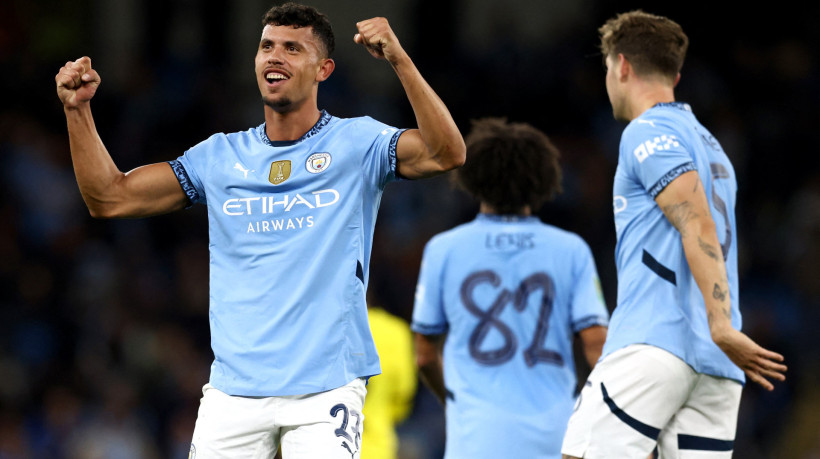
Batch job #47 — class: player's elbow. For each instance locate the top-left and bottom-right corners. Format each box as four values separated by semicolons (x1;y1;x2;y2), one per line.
415;351;435;371
439;140;466;171
84;196;130;219
681;215;717;240
414;333;442;370
579;325;607;368
87;205;121;219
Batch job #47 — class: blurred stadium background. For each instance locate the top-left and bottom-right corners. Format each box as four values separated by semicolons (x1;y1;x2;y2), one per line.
1;0;818;457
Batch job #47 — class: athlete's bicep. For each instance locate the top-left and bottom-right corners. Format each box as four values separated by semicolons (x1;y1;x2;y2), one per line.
394;129;453;180
654;170;713;236
110;162;189;218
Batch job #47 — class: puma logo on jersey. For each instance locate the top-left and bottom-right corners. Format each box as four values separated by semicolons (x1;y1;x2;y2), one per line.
234;162;254;178
633;135;680;163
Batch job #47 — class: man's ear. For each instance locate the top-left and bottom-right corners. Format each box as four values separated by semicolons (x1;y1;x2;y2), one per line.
617;53;631;82
316;58;335;82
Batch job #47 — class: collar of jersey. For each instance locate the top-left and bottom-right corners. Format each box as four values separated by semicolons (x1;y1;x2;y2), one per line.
257;110;333;147
652;101;692;112
476;213;539;223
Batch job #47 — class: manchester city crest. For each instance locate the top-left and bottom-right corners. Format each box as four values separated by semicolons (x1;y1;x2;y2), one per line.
306;152;332;173
269;160;291;185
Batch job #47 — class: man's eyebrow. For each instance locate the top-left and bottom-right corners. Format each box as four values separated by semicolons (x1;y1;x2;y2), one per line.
259;38;304;48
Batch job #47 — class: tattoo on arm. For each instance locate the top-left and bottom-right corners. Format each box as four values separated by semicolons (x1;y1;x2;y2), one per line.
712;283;727;301
698;236;721;261
707;308;732;327
662;201;698;236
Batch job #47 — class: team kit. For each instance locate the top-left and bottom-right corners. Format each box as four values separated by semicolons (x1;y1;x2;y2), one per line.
55;3;786;458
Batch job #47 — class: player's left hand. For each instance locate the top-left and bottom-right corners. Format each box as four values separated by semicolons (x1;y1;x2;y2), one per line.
713;327;787;391
354;17;407;65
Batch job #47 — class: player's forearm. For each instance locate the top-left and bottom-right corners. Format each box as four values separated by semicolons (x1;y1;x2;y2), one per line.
579;325;607;369
418;361;447;405
64;104;129;217
414;333;447;404
390;54;465;173
680;218;734;340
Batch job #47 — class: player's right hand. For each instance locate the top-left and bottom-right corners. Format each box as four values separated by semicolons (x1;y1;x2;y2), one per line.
56;56;100;108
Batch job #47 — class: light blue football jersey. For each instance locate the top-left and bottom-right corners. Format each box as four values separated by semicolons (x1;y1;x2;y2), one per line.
603;102;744;383
169;111;404;396
412;214;609;459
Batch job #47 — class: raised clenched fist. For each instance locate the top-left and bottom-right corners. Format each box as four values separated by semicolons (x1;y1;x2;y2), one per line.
56;56;101;108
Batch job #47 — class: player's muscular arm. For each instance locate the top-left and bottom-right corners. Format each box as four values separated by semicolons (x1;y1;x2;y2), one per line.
354;18;465;179
56;57;188;218
656;170;786;390
577;325;607;369
414;332;447;405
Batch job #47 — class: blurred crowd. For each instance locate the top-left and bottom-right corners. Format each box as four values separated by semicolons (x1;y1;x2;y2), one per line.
0;0;818;457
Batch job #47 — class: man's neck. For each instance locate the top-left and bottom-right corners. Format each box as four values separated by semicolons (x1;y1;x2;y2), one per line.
264;105;322;142
480;203;531;216
626;81;676;121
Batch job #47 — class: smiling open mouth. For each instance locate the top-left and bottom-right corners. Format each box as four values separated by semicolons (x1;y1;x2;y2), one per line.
265;72;289;83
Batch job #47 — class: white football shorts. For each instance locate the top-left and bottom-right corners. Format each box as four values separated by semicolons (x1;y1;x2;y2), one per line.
189;377;367;458
561;344;742;459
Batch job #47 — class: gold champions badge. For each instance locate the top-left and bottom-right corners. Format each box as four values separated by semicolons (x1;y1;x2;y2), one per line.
269;160;291;185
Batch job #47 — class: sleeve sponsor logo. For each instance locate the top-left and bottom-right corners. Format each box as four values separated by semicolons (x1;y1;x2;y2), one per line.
633;134;679;163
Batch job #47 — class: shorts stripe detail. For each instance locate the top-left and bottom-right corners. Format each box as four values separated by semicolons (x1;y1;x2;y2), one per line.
642;249;677;286
601;382;661;440
678;434;734;451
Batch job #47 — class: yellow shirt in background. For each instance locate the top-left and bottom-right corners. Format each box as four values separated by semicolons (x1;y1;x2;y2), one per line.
361;307;418;459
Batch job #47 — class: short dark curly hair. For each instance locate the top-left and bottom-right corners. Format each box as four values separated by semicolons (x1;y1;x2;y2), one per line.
455;117;562;215
262;2;335;57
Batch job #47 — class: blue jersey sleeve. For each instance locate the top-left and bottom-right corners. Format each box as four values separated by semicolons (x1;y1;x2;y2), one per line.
169;134;224;205
569;237;610;333
360;117;405;189
621;117;697;198
411;237;448;336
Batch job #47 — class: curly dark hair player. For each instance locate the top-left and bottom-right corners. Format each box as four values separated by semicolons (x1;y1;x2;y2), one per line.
412;117;609;458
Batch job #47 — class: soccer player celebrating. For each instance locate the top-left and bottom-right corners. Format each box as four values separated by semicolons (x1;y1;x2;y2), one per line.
561;11;787;459
55;3;464;458
412;117;609;458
